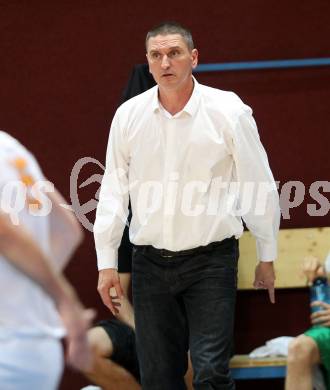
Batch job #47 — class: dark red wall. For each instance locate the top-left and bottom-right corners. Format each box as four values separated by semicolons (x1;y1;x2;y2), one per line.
0;1;329;389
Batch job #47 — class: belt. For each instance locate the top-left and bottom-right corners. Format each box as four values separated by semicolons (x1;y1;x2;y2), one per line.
134;237;235;258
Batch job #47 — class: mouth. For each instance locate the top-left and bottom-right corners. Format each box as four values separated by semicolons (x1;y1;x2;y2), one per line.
162;73;174;78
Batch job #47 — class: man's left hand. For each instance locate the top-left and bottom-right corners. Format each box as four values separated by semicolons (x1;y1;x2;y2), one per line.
253;261;276;304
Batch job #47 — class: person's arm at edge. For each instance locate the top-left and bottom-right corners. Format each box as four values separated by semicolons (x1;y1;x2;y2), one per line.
0;212;94;371
47;188;84;270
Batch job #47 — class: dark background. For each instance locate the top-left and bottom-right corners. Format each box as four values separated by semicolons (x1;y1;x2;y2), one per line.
0;1;329;389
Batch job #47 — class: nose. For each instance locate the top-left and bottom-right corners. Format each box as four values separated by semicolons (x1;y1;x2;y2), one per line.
161;55;170;69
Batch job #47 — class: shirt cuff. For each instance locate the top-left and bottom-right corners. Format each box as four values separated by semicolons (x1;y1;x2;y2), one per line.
96;247;118;270
256;239;277;262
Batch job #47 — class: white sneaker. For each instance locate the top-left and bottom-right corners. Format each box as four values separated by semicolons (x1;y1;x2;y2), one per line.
80;386;102;390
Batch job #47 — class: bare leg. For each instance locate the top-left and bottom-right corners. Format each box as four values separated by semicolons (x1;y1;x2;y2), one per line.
83;326;141;390
285;335;321;390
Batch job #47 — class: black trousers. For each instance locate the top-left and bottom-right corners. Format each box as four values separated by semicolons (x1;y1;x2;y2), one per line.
132;237;239;390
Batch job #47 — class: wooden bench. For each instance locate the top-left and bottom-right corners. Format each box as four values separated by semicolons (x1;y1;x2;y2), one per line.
230;355;287;380
231;227;330;380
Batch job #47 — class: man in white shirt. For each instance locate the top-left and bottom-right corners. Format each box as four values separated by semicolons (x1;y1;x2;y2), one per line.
0;131;93;389
95;21;280;390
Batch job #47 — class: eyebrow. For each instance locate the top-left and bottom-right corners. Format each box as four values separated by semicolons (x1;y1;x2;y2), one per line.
149;46;182;53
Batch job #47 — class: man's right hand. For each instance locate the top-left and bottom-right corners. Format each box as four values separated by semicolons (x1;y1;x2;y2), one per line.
97;268;124;315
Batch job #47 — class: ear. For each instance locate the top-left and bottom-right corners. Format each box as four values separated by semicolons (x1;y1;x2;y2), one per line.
191;48;199;69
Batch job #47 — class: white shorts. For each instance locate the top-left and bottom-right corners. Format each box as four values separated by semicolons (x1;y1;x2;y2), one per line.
0;335;64;390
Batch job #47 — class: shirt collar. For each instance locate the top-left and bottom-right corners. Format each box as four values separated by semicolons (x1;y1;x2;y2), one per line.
152;76;200;117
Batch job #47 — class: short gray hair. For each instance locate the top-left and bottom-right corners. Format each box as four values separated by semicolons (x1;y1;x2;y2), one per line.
146;21;195;51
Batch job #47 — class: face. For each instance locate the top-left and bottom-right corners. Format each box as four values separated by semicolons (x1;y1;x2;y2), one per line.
146;33;198;92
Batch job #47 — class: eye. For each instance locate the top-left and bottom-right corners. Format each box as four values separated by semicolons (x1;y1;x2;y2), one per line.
169;50;180;58
150;52;160;60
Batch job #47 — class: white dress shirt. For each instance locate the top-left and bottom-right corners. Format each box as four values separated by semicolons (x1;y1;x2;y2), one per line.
94;78;280;270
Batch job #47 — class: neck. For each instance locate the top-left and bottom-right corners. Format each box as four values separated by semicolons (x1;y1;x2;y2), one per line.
158;77;194;115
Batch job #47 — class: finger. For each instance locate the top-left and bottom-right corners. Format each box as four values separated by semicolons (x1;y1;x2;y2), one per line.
268;285;275;304
106;293;120;314
317;266;326;277
312;316;330;324
311;309;330;318
99;289;116;315
311;315;330;326
319;314;330;322
110;294;123;301
253;279;263;287
311;301;330;309
311;311;327;320
114;281;124;299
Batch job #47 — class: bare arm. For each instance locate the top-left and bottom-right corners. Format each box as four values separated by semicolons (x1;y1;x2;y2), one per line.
0;212;93;371
0;212;70;297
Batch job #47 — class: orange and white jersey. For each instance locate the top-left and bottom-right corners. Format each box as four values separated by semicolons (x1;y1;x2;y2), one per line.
0;131;65;339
